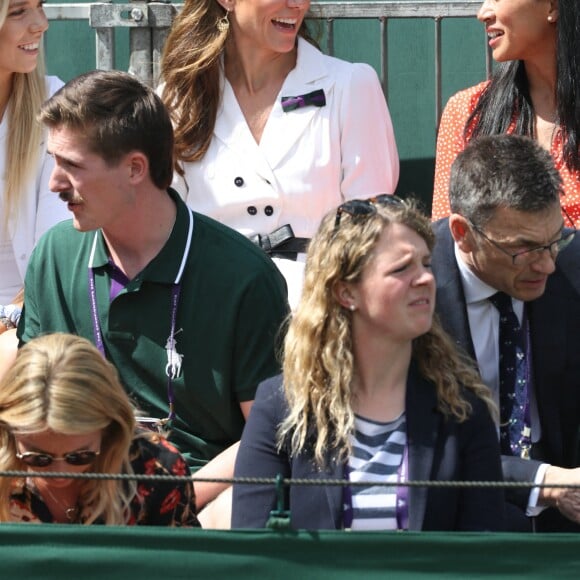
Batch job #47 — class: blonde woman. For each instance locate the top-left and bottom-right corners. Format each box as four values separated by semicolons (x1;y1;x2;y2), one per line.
0;333;199;526
0;0;67;305
233;197;505;531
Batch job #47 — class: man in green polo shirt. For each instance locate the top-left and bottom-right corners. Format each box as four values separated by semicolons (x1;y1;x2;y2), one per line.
18;70;289;518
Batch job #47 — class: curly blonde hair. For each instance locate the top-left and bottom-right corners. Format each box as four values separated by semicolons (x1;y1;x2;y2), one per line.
0;333;137;524
0;0;47;235
160;0;318;170
279;198;496;467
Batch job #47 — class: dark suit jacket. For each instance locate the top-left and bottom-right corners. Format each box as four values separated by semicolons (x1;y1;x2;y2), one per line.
232;365;504;531
432;219;580;531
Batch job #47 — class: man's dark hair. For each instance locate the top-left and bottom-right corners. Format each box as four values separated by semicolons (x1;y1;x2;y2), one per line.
449;134;563;226
39;70;174;190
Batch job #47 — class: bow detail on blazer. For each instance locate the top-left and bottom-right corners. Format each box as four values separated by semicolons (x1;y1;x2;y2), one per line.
281;89;326;112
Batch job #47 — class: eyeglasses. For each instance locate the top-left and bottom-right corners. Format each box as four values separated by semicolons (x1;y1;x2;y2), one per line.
16;450;100;468
334;195;405;230
469;221;577;266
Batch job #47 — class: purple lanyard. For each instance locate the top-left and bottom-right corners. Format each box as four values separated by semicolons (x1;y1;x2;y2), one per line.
342;445;409;531
86;209;194;423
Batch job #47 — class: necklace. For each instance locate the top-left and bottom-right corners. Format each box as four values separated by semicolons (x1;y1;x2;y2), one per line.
37;481;80;523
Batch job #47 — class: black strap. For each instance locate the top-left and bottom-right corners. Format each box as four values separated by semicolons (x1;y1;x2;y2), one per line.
250;224;310;258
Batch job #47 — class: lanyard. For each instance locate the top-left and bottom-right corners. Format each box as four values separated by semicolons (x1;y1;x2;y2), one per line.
342;445;409;531
87;207;194;424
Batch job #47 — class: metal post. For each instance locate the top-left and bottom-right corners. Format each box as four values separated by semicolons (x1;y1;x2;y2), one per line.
128;1;152;85
150;1;177;86
434;16;442;125
379;16;388;99
91;1;115;71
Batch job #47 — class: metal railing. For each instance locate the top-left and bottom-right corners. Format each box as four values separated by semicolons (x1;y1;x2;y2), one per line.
44;1;487;120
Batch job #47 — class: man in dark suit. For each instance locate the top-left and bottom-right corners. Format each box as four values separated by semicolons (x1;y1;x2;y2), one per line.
432;134;580;532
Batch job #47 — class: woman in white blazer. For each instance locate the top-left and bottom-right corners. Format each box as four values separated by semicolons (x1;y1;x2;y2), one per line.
0;0;67;307
160;0;399;307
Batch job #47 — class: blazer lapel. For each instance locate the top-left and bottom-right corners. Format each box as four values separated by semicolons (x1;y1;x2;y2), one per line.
528;277;567;462
260;39;336;171
295;431;343;529
432;220;476;359
321;457;343;527
213;79;278;185
405;363;440;531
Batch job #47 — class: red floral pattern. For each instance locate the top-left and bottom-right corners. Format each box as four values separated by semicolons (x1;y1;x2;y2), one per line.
433;81;580;225
9;434;200;527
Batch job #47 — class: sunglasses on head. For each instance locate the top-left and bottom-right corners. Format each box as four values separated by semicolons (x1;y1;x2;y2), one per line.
16;450;100;468
334;195;405;230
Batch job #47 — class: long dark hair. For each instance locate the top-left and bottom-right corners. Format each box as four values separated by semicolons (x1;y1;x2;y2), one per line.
467;0;579;172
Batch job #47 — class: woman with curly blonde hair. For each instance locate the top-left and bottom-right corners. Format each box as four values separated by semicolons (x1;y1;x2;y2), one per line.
0;333;199;526
233;196;504;531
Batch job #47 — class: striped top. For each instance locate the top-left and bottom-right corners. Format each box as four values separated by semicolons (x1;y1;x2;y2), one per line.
347;413;407;530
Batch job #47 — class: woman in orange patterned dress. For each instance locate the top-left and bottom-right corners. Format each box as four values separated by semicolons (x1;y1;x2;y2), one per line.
432;0;580;225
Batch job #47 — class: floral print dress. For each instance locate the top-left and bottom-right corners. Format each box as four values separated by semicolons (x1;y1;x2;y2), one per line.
9;434;199;526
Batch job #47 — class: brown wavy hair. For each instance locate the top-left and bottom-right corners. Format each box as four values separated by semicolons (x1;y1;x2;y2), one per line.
160;0;318;170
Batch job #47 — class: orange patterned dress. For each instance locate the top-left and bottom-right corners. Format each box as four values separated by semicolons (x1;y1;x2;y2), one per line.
432;81;580;226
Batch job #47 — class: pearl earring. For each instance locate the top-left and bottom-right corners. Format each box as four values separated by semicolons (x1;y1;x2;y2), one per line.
349;304;356;312
548;15;553;22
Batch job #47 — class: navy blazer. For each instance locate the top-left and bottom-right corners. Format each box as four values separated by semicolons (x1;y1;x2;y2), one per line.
232;365;504;531
431;219;580;531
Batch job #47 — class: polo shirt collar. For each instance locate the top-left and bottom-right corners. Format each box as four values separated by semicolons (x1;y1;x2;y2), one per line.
88;188;194;285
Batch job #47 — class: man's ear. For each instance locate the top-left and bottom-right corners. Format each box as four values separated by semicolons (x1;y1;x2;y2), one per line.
449;213;477;253
126;151;148;184
333;280;357;311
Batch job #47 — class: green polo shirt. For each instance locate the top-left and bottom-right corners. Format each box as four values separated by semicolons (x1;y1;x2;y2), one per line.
19;189;289;471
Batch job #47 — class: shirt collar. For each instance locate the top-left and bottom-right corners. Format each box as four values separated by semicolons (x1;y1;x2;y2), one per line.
453;243;525;318
88;188;194;285
454;243;498;304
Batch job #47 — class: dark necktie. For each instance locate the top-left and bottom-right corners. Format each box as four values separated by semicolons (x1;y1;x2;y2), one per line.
489;292;528;456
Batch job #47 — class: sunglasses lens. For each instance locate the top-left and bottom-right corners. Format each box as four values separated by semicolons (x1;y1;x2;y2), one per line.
371;194;404;207
20;454;53;468
65;451;98;466
17;450;99;467
342;200;375;216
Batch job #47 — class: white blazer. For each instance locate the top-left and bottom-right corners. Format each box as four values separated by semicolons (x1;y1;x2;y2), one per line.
174;38;399;239
1;76;68;302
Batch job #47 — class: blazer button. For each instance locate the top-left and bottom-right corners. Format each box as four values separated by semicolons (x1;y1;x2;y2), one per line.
247;206;257;215
264;205;274;216
234;176;244;187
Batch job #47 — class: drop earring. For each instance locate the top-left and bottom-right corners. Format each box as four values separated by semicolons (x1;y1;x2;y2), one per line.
217;10;230;33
